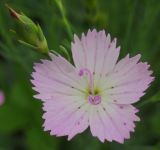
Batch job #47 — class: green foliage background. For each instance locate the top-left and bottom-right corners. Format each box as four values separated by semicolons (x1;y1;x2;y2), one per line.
0;0;160;149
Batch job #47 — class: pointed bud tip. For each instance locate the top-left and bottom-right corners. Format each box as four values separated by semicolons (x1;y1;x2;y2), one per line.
5;4;19;19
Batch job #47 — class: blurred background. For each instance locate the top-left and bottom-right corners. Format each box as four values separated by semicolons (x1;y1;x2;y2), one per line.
0;0;160;149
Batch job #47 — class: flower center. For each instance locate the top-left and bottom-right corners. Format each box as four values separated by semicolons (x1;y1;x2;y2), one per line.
79;68;102;105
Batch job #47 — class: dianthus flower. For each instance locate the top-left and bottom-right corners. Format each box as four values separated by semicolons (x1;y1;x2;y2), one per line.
31;29;154;143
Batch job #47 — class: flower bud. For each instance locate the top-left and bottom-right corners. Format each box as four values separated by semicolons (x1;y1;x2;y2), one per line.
0;91;5;106
59;45;71;61
6;4;49;54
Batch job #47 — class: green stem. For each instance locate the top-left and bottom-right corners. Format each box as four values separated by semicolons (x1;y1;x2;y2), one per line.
137;99;153;108
137;92;160;108
123;0;138;53
54;0;73;40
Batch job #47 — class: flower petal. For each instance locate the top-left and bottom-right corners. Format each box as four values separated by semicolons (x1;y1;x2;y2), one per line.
71;29;120;75
31;53;86;101
89;106;106;142
97;105;124;143
43;95;89;139
100;55;154;104
97;102;139;143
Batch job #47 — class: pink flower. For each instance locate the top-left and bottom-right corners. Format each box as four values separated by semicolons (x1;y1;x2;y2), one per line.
31;29;154;143
0;91;5;106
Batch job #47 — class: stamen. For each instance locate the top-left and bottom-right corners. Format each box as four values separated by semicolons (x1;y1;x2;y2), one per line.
88;95;101;105
79;68;94;94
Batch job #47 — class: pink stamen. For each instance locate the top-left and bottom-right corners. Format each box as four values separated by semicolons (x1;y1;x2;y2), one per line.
88;95;101;105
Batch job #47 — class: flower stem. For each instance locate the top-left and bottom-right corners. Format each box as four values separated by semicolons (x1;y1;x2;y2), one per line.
54;0;73;40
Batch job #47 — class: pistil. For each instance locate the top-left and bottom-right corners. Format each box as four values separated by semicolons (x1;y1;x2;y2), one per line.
79;68;94;94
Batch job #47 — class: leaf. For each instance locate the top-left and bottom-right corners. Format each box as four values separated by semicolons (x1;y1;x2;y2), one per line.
150;92;160;102
0;82;31;133
25;127;59;150
0;104;29;133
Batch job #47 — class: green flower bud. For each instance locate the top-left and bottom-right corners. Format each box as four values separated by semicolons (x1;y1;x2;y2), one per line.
59;45;71;62
6;4;49;54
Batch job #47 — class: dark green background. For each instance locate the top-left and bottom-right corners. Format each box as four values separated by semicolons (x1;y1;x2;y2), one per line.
0;0;160;149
